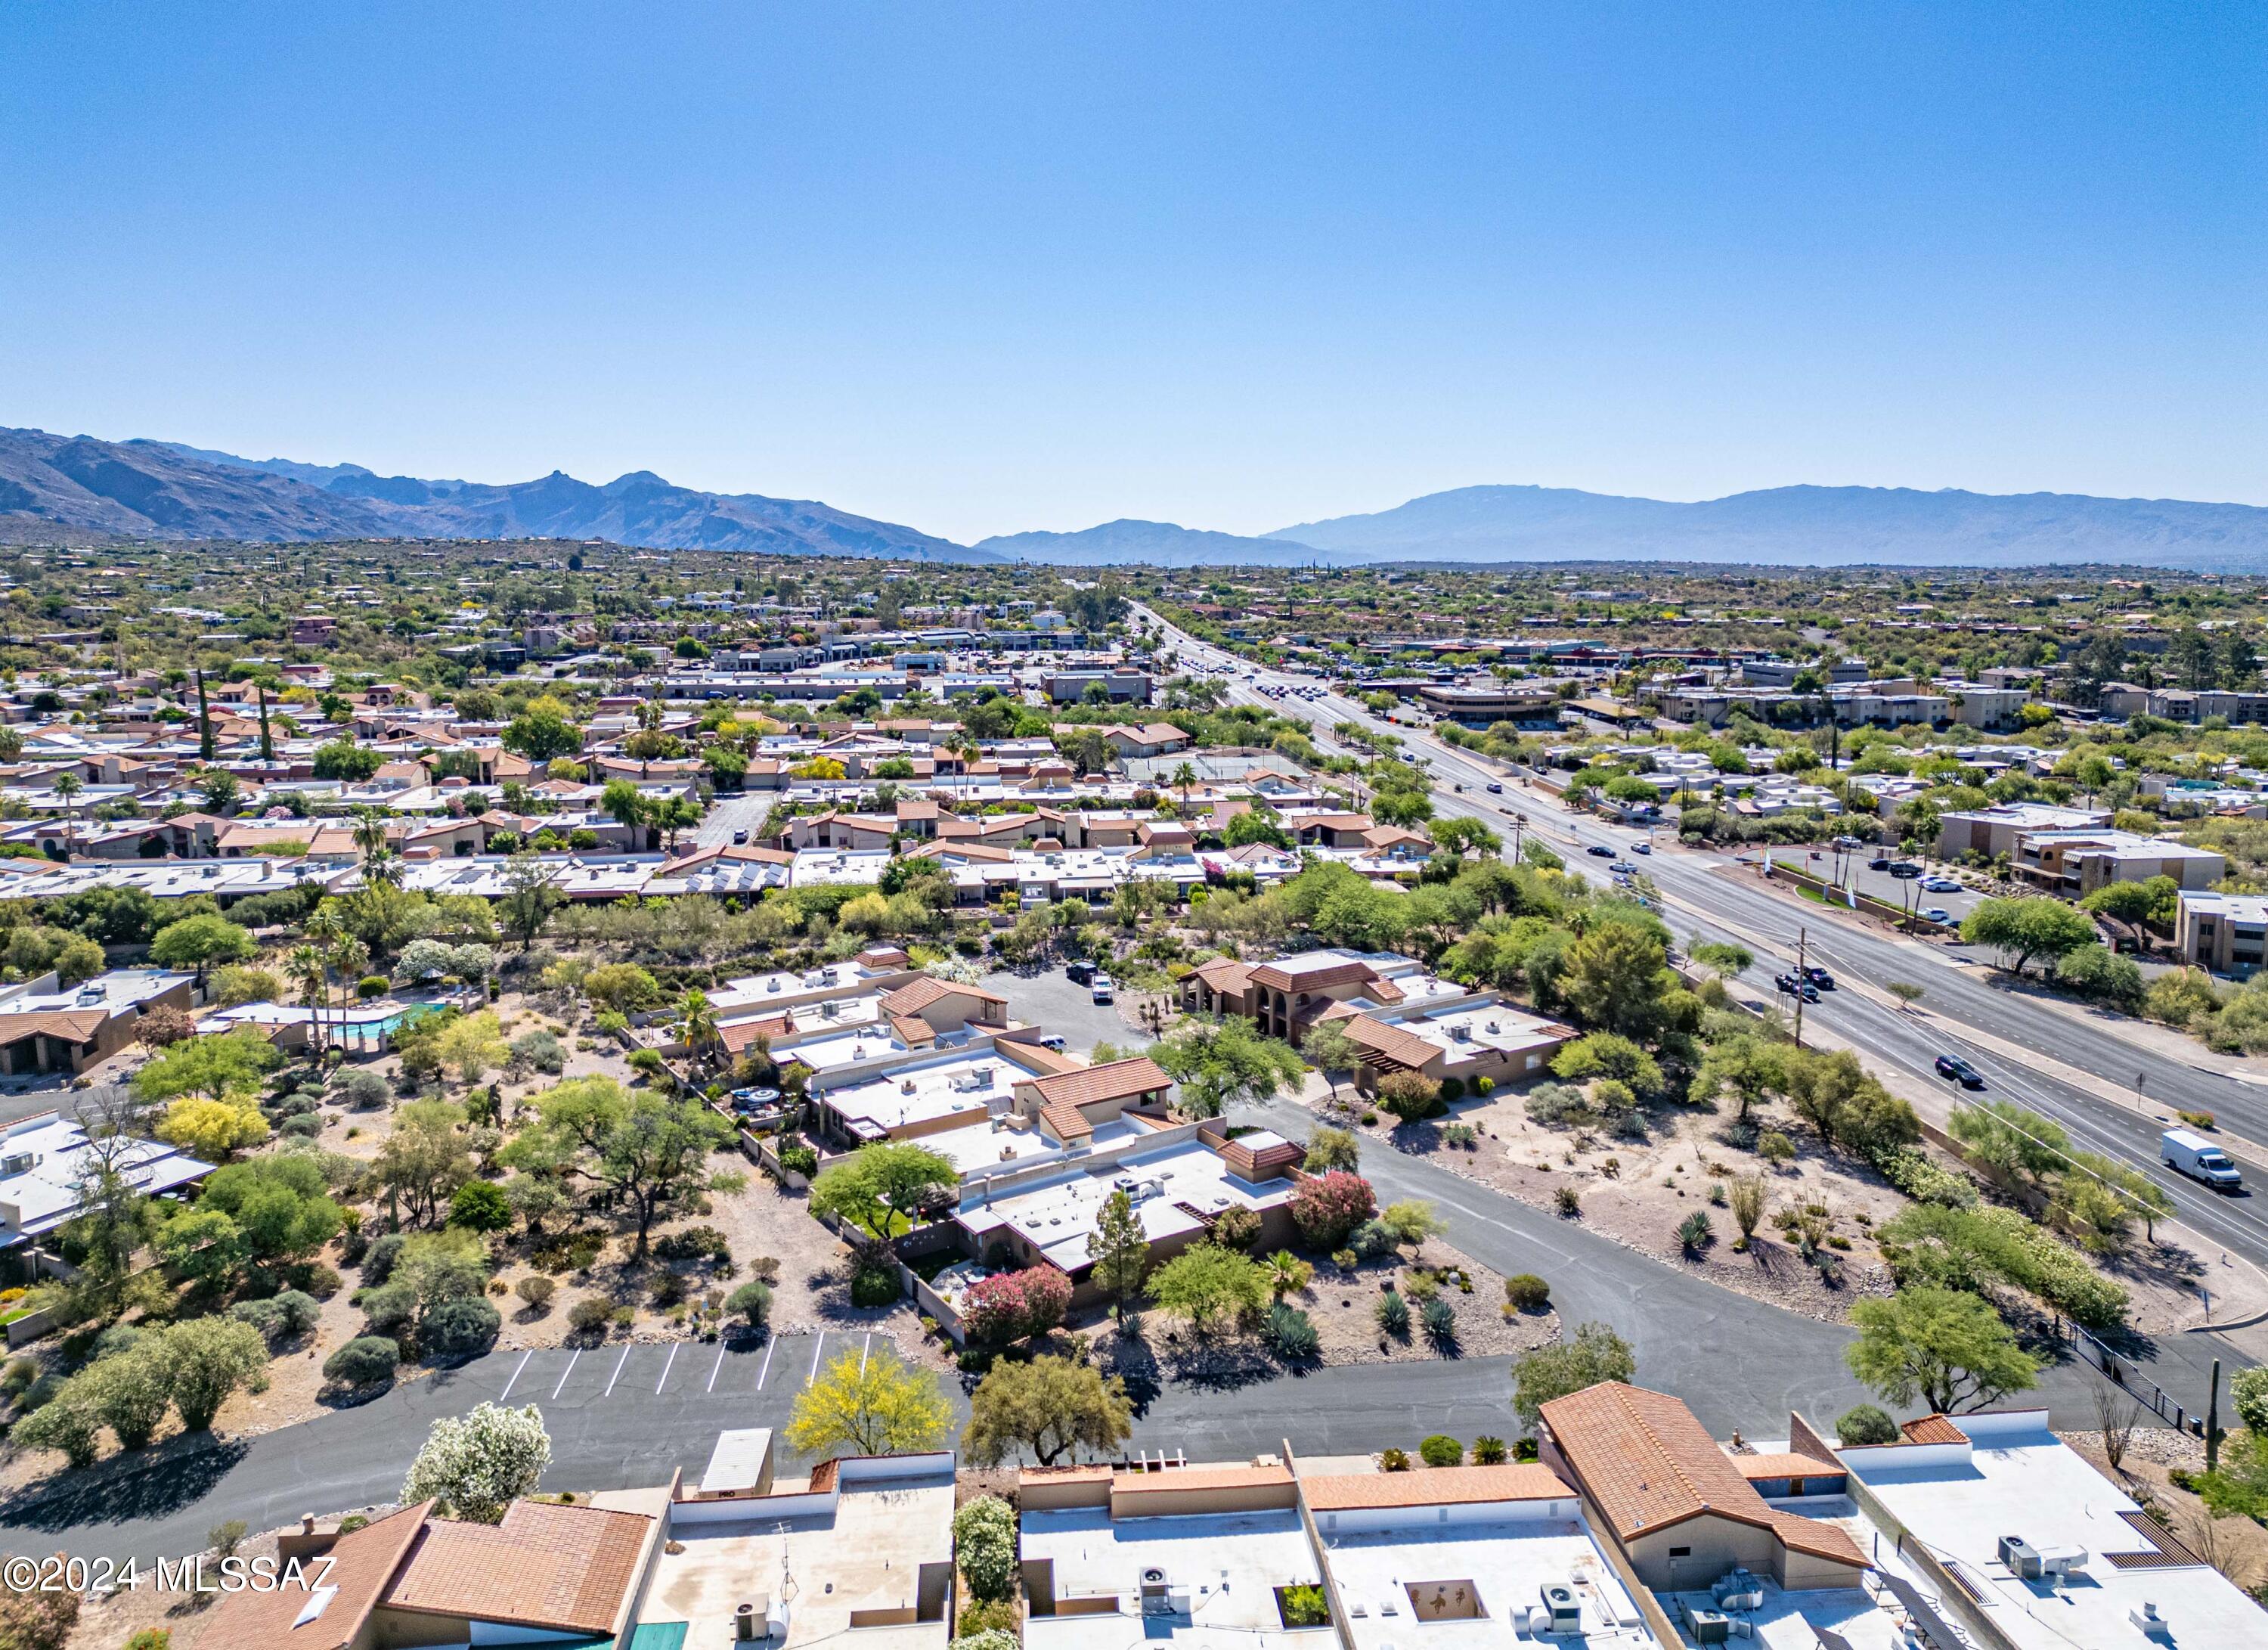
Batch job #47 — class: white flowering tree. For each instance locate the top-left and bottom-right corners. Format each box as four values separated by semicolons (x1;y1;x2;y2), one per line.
399;1400;552;1523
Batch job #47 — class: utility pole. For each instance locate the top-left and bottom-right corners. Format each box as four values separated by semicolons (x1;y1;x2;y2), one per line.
1793;926;1808;1050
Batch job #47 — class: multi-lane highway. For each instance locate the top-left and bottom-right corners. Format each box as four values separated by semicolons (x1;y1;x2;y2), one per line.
1137;606;2268;1307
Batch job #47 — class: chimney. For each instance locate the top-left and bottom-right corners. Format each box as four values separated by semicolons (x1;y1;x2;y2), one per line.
302;1515;317;1535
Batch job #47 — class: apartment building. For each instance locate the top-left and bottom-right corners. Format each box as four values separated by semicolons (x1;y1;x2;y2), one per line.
2175;890;2268;974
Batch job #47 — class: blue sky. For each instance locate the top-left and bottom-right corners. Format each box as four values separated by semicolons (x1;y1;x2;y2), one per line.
2;3;2260;542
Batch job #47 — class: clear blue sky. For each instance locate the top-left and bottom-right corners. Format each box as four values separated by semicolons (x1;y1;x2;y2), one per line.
2;3;2260;543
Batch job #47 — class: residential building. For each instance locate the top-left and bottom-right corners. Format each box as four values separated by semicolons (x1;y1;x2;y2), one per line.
0;1111;213;1281
0;966;195;1076
1334;1000;1575;1095
2176;890;2268;974
1833;1407;2267;1650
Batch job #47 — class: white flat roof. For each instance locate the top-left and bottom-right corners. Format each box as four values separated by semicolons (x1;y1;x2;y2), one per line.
1845;1412;2265;1650
821;1049;1022;1127
698;1428;773;1494
1322;1520;1653;1650
1021;1506;1321;1650
965;1137;1294;1271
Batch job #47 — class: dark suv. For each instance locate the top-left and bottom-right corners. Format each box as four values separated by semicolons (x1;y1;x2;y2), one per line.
1935;1054;1986;1089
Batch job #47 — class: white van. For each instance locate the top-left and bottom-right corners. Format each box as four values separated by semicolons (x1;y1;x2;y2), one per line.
2161;1128;2243;1192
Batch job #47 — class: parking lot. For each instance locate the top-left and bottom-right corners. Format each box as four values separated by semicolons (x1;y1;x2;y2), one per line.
981;965;1156;1056
485;1328;899;1419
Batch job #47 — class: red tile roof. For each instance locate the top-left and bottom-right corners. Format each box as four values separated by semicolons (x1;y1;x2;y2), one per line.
200;1501;431;1650
879;976;1006;1016
1303;1463;1571;1509
1025;1056;1173;1111
1900;1414;1970;1445
384;1500;652;1636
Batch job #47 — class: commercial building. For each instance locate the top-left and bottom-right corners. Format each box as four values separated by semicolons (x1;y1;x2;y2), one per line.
2009;828;2225;895
2175;890;2268;975
1935;802;2115;863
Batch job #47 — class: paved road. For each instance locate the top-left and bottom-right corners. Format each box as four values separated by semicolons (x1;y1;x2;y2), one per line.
692;790;773;848
1145;606;2268;1286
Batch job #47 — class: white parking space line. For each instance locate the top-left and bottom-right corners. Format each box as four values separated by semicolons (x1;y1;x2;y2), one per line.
550;1349;580;1400
757;1336;777;1388
807;1331;824;1385
655;1341;678;1394
604;1343;632;1396
860;1332;870;1375
707;1341;726;1392
499;1350;531;1400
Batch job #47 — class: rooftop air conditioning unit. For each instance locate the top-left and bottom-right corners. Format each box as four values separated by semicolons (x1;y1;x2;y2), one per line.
0;1153;34;1177
901;1080;918;1095
1538;1584;1581;1633
1450;1024;1471;1041
1997;1537;2042;1579
1681;1604;1730;1645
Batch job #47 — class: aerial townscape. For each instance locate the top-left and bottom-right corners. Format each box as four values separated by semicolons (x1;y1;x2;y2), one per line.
4;6;2266;1650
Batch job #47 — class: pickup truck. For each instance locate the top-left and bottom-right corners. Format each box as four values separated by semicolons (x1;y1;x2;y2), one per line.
2161;1128;2243;1192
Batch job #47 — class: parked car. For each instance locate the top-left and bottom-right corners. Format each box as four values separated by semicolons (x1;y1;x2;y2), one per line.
1922;907;1951;924
732;829;750;845
1486;782;1504;794
1935;1055;1986;1088
1065;960;1097;985
1920;876;1962;893
1090;975;1116;1004
2161;1128;2243;1191
1038;1034;1068;1053
1587;844;1616;858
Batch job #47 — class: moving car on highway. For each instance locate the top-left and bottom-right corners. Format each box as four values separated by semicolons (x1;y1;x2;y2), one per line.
1935;1054;1986;1088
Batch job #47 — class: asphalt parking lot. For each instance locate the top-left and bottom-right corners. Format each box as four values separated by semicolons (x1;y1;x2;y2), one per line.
692;792;772;847
981;966;1155;1056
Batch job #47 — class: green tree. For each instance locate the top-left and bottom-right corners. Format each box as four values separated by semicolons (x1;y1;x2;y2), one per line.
148;913;256;984
1845;1288;2039;1413
501;1078;735;1255
1151;1016;1304;1118
1510;1322;1637;1430
1147;1244;1269;1335
1086;1188;1149;1320
1551;1032;1665;1098
1300;1020;1361;1098
1303;1125;1360;1173
160;1317;269;1431
1690;1035;1789;1123
807;1140;959;1245
503;696;584;763
133;1028;278;1106
1558;921;1694;1045
961;1354;1133;1466
1959;897;2099;977
497;855;562;950
786;1351;952;1455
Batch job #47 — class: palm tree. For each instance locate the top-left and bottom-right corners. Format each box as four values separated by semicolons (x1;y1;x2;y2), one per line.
287;944;330;1059
677;989;722;1069
52;771;81;860
1171;761;1198;815
350;807;399;887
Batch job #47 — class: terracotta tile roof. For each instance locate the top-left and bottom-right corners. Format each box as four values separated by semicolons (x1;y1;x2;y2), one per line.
880;976;1006;1016
1249;958;1377;993
386;1500;652;1636
1026;1055;1173;1110
1900;1414;1969;1445
1766;1509;1868;1568
1191;957;1254;994
0;1008;110;1047
1539;1382;1776;1540
1731;1453;1845;1480
888;1014;937;1047
200;1500;431;1650
1303;1463;1572;1510
1000;1039;1084;1077
719;1013;794;1055
1342;1014;1439;1072
1040;1098;1095;1141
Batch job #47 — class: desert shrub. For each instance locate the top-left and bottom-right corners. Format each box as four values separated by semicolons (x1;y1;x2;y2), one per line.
1375;1290;1411;1337
1379;1447;1410;1471
515;1276;556;1312
959;1600;1019;1637
231;1289;320;1343
1420;1297;1457;1344
1835;1403;1900;1446
647;1271;688;1308
1757;1130;1797;1166
279;1113;324;1140
1264;1301;1320;1360
744;1255;782;1286
727;1282;773;1329
1554;1185;1582;1217
448;1180;513;1233
1209;1205;1263;1251
1438;1076;1466;1103
333;1068;389;1111
420;1296;500;1360
1290;1171;1377;1250
777;1143;819;1176
1472;1434;1508;1464
961;1267;1071;1345
360;1232;407;1286
568;1295;616;1335
1524;1082;1588;1126
360;1279;418;1336
323;1336;400;1387
1349;1218;1397;1261
1504;1273;1551;1311
652;1224;732;1263
510;1029;567;1075
1418;1434;1463;1466
850;1266;901;1308
954;1495;1018;1602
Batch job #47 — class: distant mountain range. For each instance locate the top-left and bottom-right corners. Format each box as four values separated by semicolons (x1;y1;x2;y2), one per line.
6;424;2268;571
0;428;987;561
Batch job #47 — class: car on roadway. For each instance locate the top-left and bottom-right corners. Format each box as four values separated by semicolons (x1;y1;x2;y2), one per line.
1934;1054;1986;1089
1774;972;1820;1002
1802;966;1836;990
1486;782;1504;794
732;828;749;845
1064;959;1097;985
1867;855;1892;871
1631;841;1650;854
1038;1034;1068;1053
1920;876;1962;893
1921;907;1951;925
1587;844;1617;858
1090;975;1116;1004
1612;861;1637;875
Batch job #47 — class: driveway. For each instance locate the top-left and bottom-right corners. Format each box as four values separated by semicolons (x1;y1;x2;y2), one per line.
691;790;773;848
981;966;1154;1057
